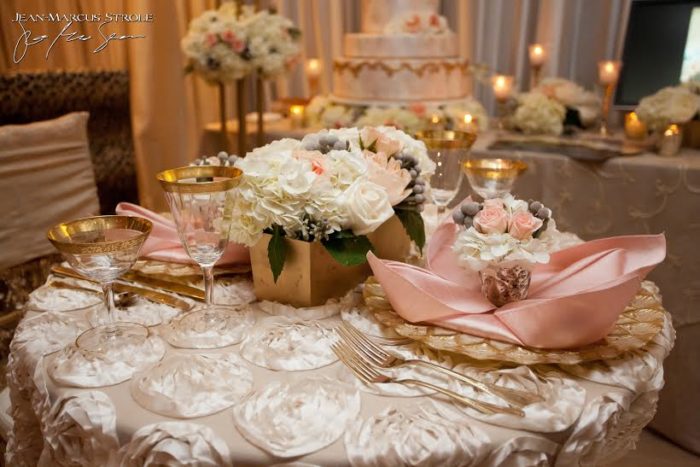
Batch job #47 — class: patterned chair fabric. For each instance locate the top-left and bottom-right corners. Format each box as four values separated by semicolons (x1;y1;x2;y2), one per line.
0;70;139;215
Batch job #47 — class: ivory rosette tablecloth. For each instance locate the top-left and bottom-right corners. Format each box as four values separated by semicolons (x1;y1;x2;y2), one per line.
6;256;674;466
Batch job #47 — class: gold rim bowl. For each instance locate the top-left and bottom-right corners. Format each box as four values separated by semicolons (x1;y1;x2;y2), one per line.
47;215;153;255
462;158;528;180
415;130;478;150
157;166;242;193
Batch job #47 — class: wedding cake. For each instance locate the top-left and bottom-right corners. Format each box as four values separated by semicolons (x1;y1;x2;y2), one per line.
331;0;469;105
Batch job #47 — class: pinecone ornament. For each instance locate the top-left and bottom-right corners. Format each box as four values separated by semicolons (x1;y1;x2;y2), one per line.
479;265;531;307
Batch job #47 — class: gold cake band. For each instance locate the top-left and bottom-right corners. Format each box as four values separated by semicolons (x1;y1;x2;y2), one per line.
157;166;242;193
47;216;153;255
334;59;469;79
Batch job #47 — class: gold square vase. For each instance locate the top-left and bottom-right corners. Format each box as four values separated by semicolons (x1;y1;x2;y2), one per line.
250;215;410;307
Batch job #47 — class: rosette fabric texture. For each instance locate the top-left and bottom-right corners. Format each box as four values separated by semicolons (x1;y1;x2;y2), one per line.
118;421;232;467
131;353;253;418
116;202;249;265
368;220;666;348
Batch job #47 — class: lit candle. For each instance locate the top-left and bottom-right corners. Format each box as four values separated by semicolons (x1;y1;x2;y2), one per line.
289;105;305;128
624;112;647;140
305;58;321;79
461;113;478;133
598;60;621;85
528;44;546;66
491;75;514;101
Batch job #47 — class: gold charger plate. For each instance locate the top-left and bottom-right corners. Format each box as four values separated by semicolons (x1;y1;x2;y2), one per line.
363;277;667;365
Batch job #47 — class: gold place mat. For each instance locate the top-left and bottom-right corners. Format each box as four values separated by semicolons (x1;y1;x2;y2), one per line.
363;277;666;365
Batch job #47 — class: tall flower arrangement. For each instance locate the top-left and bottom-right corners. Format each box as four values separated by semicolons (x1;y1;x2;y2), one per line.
181;4;301;83
229;127;434;281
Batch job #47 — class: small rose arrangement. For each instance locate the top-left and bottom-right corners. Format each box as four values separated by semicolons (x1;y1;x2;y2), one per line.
385;12;449;34
510;93;567;136
305;96;489;134
635;85;700;131
181;4;301;83
230;127;435;281
451;195;555;273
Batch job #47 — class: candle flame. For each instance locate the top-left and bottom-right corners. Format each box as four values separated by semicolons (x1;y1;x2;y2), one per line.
533;45;543;55
604;62;614;73
431;114;440;124
290;105;304;116
306;59;320;72
665;124;680;136
463;113;473;124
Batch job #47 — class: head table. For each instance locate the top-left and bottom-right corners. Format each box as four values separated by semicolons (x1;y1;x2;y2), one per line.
6;254;673;466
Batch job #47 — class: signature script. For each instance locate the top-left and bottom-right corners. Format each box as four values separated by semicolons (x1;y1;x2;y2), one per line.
13;20;145;63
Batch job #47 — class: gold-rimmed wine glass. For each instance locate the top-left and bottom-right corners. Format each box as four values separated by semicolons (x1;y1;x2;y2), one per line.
157;166;245;348
416;130;477;221
462;158;528;199
47;215;153;355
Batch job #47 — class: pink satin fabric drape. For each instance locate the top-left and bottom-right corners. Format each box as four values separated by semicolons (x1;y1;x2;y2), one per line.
368;221;665;349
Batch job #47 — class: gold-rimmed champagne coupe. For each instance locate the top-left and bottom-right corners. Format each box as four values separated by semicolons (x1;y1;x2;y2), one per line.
47;216;153;355
416;130;477;220
462;158;528;199
157;166;243;343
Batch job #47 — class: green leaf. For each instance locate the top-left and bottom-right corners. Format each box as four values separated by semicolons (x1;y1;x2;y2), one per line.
395;208;426;252
322;231;373;266
267;226;287;283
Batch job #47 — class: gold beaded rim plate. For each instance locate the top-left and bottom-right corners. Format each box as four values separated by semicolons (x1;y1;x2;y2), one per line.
47;216;152;255
157;166;242;193
363;276;667;365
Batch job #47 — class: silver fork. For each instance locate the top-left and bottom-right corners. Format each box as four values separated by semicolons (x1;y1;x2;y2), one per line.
332;341;524;417
338;322;543;407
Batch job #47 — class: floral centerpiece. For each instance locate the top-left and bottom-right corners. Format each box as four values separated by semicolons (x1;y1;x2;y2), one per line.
305;96;489;134
635;85;700;132
181;4;301;83
511;78;600;135
229;126;434;306
451;196;556;306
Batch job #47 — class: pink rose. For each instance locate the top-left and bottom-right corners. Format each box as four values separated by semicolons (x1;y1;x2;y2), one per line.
473;206;509;234
375;134;402;156
508;211;543;240
362;150;411;205
360;127;381;149
292;150;325;174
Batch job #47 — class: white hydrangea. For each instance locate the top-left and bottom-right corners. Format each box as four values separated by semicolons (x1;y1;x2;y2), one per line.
635;86;700;131
511;93;567;136
356;107;424;134
533;77;600;127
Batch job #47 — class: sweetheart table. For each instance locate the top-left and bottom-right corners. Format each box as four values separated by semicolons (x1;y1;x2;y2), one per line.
6;255;674;466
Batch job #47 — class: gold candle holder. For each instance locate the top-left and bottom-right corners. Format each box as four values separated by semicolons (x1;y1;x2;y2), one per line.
491;75;514;131
305;58;322;97
598;60;622;137
462;158;528;200
289;104;306;129
528;44;546;89
624;112;647;140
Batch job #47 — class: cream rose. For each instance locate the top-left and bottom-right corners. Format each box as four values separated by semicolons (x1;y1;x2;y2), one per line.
473;206;509;234
343;180;394;236
508;211;543;240
363;150;411;205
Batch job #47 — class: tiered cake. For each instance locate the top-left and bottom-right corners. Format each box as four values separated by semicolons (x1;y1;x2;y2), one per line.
332;0;469;105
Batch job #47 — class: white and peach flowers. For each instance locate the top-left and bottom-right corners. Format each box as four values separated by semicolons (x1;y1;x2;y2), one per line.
511;92;567;136
452;195;555;272
230;126;430;247
182;4;301;84
635;85;700;131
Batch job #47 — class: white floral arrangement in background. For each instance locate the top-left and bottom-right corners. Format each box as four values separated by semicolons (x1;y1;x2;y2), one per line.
510;77;601;135
635;85;700;131
305;96;489;134
181;4;301;83
451;196;556;272
511;93;566;136
230;127;435;281
385;12;449;34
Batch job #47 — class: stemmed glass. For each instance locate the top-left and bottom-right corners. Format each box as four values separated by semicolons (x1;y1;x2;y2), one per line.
462;158;528;199
416;130;477;220
157;166;244;347
47;215;153;356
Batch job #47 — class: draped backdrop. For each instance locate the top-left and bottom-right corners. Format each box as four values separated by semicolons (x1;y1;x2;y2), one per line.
0;0;629;209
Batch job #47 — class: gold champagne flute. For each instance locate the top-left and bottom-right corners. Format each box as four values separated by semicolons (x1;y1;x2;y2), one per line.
157;166;246;348
462;158;527;199
47;216;152;355
416;130;477;220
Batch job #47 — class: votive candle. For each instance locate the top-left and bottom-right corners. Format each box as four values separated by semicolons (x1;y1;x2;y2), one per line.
598;60;621;85
528;44;546;66
491;75;514;101
624;112;647;140
289;104;305;128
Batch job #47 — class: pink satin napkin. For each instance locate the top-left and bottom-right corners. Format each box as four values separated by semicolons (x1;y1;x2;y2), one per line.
115;202;250;265
367;221;666;349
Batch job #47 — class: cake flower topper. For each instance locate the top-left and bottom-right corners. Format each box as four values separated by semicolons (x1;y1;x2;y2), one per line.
451;195;554;306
